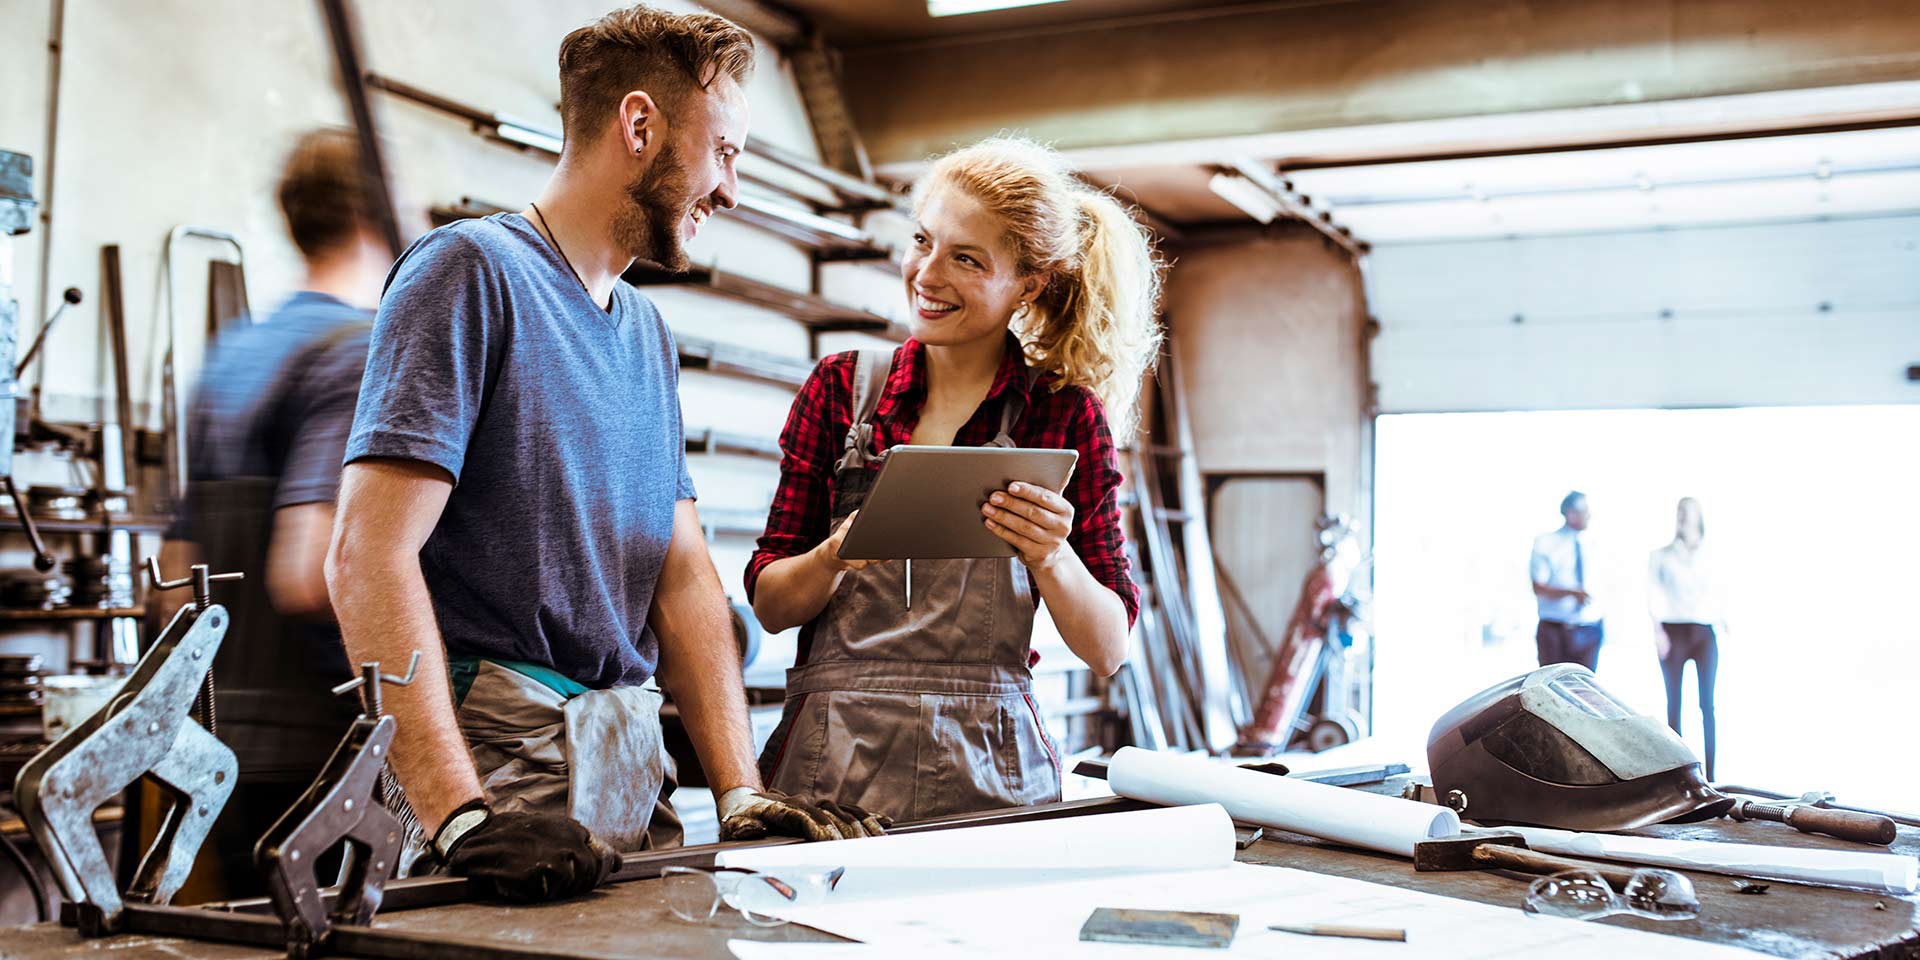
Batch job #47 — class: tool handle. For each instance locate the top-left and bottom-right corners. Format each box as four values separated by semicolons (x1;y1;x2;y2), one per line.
1474;845;1642;889
1782;805;1898;845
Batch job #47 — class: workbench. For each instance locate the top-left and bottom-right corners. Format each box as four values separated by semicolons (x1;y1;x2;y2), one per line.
2;781;1915;960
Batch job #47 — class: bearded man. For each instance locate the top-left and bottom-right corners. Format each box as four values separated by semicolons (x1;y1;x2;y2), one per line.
327;5;884;905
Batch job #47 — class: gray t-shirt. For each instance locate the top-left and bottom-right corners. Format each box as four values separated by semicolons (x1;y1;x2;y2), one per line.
345;213;696;690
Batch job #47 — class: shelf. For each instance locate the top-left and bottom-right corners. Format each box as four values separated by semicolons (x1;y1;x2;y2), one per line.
733;195;896;263
700;506;769;539
628;263;907;340
428;201;903;333
370;74;899;261
748;138;900;211
685;428;783;462
0;606;143;621
0;514;171;535
675;335;816;389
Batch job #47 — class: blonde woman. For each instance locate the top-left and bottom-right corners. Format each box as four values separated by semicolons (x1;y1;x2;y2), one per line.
1648;497;1723;779
743;137;1162;824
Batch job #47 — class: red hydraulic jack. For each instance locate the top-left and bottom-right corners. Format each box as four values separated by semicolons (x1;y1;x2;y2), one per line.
1232;515;1365;756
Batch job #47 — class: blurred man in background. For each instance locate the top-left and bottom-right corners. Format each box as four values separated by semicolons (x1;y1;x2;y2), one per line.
1530;490;1603;670
154;127;385;896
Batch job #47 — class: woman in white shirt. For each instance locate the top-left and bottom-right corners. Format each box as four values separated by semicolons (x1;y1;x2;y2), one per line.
1647;497;1722;779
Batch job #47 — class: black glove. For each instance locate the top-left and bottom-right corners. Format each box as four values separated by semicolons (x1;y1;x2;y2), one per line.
717;787;892;842
438;805;618;903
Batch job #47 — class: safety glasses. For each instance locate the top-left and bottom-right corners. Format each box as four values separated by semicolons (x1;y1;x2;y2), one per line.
662;865;847;927
1523;868;1700;922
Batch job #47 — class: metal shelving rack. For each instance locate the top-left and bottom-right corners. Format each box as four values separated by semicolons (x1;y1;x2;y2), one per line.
684;428;782;463
671;334;816;390
624;263;907;342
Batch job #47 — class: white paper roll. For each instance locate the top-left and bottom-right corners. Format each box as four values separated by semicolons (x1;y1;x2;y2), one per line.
1510;826;1920;895
1108;747;1461;857
718;802;1237;874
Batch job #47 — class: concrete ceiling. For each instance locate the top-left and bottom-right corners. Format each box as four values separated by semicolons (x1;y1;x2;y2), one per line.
775;0;1334;48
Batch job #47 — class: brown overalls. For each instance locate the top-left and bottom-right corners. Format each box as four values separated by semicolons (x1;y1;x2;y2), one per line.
757;349;1064;822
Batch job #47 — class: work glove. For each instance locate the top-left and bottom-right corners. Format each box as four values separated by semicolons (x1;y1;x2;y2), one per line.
435;803;618;903
716;787;892;842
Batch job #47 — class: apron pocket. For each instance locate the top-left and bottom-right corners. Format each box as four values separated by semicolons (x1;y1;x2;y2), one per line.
783;689;923;822
456;662;570;819
918;694;1054;820
563;686;666;854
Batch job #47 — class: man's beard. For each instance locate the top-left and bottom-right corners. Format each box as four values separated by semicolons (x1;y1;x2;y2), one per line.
613;142;695;272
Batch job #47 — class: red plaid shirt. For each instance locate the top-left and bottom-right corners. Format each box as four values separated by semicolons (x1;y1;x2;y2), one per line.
746;337;1139;628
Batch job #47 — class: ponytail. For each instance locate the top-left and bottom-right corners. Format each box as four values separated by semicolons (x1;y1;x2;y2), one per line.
918;137;1165;439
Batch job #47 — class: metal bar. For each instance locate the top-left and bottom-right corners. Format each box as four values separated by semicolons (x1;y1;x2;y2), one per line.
748;137;897;208
117;903;588;960
1073;758;1410;788
685;427;783;462
29;0;67;399
1223;159;1366;258
100;246;136;493
628;261;904;335
318;0;404;257
371;72;898;222
674;334;816;389
208;795;1151;917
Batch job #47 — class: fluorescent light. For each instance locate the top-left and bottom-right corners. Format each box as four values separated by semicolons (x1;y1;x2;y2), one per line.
1208;171;1281;223
494;120;563;156
928;0;1069;17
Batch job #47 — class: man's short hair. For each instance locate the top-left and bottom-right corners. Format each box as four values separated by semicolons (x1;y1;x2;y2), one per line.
1560;491;1587;514
277;128;372;259
558;5;756;146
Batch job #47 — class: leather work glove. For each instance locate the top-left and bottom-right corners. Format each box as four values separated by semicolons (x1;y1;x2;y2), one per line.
435;802;619;903
716;787;892;842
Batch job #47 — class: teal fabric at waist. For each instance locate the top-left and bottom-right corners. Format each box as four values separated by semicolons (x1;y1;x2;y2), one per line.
448;655;591;704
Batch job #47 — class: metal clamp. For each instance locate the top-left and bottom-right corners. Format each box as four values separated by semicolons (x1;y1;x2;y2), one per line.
146;556;245;611
256;655;418;958
11;590;238;933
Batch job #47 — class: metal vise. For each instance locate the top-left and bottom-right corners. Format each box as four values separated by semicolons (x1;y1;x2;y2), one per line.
11;560;243;933
255;654;418;959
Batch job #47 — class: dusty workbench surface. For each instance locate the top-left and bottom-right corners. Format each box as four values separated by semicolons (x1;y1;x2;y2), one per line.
1239;780;1920;960
3;784;1916;959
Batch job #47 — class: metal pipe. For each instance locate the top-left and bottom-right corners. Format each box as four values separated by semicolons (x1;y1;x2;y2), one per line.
160;226;245;503
205;795;1152;917
318;0;405;257
29;0;67;406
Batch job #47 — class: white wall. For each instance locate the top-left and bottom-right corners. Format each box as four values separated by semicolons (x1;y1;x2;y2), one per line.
1369;215;1920;412
0;0;912;678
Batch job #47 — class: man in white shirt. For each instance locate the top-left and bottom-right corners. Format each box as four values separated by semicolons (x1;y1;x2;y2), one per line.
1530;491;1603;670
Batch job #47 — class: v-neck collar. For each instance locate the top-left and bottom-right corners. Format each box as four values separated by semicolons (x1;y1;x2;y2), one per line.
506;213;625;331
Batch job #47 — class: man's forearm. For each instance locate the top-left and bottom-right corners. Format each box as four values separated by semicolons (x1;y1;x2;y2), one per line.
657;613;760;795
328;550;483;834
654;504;761;796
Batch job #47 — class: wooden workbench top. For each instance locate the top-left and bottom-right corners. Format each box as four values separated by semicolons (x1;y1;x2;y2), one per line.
3;785;1916;959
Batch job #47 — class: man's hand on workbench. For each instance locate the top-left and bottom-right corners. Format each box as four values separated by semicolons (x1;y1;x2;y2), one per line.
717;787;891;842
439;807;619;903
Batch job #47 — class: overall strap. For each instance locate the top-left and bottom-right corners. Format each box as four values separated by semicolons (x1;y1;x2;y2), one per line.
988;359;1044;448
835;349;897;471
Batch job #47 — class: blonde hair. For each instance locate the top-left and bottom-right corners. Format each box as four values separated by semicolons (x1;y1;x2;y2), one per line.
916;137;1165;436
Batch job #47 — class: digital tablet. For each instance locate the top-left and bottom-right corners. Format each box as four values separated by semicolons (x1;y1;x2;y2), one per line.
836;446;1079;560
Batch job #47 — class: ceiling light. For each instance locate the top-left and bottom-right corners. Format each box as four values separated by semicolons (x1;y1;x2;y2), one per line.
927;0;1069;17
494;120;563;155
1208;171;1281;223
